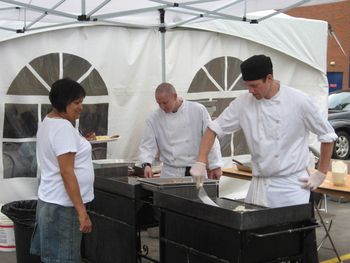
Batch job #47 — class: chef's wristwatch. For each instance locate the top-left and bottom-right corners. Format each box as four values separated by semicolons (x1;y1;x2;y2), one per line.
141;163;152;168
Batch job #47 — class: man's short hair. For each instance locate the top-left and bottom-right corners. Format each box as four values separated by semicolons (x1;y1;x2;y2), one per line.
155;82;176;96
240;55;273;81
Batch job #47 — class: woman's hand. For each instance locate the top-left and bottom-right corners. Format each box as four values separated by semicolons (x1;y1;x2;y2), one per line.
78;210;92;233
85;132;96;141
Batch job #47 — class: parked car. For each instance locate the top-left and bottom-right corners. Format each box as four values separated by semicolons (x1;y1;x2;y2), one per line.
328;90;350;159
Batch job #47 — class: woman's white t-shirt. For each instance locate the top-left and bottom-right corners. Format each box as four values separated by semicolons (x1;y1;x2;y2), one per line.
36;117;94;207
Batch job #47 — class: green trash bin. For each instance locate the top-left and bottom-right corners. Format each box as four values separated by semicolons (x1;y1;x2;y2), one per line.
1;200;41;263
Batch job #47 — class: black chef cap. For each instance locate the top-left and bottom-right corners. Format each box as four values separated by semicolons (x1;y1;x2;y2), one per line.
240;55;273;81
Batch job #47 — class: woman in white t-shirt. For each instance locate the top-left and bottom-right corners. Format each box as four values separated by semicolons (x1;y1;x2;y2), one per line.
30;78;95;263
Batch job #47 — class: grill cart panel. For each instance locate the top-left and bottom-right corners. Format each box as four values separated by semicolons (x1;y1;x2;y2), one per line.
82;173;219;263
82;173;156;263
154;190;317;263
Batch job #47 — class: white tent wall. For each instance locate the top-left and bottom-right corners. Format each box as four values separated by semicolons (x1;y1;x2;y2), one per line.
164;12;329;109
165;25;328;151
0;13;329;203
0;25;163;203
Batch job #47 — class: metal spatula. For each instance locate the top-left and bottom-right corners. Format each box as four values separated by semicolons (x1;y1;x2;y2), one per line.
197;179;218;207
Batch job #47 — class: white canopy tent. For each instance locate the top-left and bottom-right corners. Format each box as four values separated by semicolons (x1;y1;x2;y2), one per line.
0;0;339;203
0;0;343;29
0;0;343;79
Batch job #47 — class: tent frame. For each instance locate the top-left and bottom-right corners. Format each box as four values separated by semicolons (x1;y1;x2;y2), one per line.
0;0;326;32
0;0;345;79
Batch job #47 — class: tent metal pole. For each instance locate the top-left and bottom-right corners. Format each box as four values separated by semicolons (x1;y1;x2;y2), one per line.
329;24;347;56
168;0;246;28
0;6;17;11
25;22;82;31
81;0;86;16
243;0;246;20
87;0;111;17
98;19;156;29
25;0;66;30
92;5;168;20
151;0;242;21
0;26;16;32
161;32;166;82
181;0;218;5
159;9;166;82
25;21;157;32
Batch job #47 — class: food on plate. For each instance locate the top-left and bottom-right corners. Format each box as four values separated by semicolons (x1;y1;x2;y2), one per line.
95;135;120;141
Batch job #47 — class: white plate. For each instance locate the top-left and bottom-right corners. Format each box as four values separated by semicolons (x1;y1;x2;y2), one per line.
92;159;132;165
90;135;120;144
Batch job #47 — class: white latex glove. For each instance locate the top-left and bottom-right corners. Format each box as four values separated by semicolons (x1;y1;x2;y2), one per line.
190;162;207;188
299;170;326;191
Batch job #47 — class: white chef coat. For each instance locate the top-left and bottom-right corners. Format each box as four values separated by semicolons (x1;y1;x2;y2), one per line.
209;85;337;207
139;100;222;177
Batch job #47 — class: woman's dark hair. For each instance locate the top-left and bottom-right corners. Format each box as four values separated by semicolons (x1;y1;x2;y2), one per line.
49;78;86;112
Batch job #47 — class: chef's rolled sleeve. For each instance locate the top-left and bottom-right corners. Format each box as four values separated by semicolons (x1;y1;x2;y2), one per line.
208;121;225;138
302;95;338;143
318;133;338;143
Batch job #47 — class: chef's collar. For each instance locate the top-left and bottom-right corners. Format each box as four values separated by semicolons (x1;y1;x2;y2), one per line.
267;86;281;102
172;98;184;113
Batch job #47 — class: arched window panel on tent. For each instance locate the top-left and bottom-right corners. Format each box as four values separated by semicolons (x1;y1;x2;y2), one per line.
188;56;249;157
80;103;109;160
7;66;50;95
3;104;38;138
80;69;108;96
41;104;52;121
3;104;38;178
62;53;92;80
3;142;37;178
8;52;108;96
79;103;108;136
29;53;60;87
2;53;110;178
188;56;244;93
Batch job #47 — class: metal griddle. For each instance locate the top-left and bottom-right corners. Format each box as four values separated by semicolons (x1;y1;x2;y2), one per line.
138;177;218;192
156;190;317;263
154;190;313;231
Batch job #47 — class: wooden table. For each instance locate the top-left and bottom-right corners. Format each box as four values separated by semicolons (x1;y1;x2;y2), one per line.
222;166;350;200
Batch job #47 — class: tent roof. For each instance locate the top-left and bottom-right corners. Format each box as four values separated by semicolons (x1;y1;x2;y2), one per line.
0;9;329;74
185;11;328;73
0;0;339;73
0;0;343;32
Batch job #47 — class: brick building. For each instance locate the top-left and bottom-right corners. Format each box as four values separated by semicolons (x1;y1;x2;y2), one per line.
287;1;350;91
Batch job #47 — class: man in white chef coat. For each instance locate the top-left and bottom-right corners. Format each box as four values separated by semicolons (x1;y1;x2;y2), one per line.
139;82;223;178
191;54;337;262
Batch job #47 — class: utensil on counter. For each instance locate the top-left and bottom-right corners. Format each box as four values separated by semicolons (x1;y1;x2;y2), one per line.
196;176;218;207
232;158;252;173
198;186;218;207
